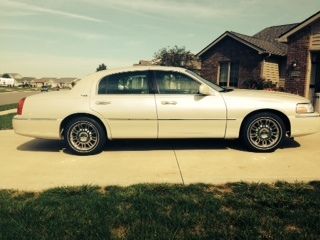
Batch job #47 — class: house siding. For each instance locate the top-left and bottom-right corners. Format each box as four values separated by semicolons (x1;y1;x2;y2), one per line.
200;36;264;87
262;59;280;83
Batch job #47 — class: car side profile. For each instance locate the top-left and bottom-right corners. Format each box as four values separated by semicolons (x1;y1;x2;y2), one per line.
13;66;320;155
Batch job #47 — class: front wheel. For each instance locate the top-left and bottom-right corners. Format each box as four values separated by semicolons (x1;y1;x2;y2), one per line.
241;113;285;152
64;117;106;155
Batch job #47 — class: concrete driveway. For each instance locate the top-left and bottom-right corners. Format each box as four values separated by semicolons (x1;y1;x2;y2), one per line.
0;130;319;191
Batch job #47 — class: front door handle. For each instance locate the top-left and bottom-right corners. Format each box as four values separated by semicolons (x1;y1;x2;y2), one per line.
161;101;177;105
95;101;111;105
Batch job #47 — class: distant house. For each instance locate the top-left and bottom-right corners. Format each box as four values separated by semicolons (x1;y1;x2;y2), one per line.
134;60;160;66
197;24;297;88
2;73;23;81
18;77;36;86
28;77;78;88
0;73;23;86
55;78;78;88
0;75;15;86
135;59;201;73
33;78;57;88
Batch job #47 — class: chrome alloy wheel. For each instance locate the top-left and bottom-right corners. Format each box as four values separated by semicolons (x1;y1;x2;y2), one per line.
247;117;282;150
69;121;99;152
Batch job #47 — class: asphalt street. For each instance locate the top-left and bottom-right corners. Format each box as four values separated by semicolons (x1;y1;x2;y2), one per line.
0;91;39;105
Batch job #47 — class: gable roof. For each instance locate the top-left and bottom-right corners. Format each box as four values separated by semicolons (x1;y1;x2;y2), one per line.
254;23;298;42
2;73;23;79
55;78;78;84
197;25;295;57
16;77;35;83
230;31;288;56
35;78;57;82
197;31;263;57
278;11;320;42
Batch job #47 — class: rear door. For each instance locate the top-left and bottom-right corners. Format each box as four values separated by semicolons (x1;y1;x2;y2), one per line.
90;71;157;138
153;70;227;138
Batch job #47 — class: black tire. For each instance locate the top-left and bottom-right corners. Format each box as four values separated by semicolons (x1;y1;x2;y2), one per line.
241;112;285;152
64;117;106;155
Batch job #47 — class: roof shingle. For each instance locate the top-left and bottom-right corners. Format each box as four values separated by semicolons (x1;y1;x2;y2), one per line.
198;23;299;57
229;30;288;56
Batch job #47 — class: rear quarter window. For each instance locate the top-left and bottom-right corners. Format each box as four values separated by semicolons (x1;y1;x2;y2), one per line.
98;71;150;94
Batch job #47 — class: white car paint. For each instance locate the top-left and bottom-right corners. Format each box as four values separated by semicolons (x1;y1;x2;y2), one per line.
13;66;320;154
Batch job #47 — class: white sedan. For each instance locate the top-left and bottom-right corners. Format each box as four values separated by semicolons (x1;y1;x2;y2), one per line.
13;66;320;155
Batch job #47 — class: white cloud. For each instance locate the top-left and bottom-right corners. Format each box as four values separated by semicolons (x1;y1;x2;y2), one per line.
0;25;108;40
85;0;241;19
1;0;104;22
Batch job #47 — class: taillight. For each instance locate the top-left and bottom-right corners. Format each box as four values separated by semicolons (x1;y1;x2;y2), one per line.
17;97;26;115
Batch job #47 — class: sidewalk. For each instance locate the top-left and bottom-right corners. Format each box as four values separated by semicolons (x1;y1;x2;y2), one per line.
0;108;16;116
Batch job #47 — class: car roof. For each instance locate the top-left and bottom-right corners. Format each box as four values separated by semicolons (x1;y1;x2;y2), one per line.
92;65;188;78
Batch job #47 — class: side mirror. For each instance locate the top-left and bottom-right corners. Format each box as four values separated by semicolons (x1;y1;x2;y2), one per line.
199;84;212;95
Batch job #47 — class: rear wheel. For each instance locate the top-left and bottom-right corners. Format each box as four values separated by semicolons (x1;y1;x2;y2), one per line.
64;117;106;155
241;112;285;152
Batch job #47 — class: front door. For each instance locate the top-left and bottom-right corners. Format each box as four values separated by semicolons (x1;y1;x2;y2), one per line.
90;71;157;139
153;71;227;138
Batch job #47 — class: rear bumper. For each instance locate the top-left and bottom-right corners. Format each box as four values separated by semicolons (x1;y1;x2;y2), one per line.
13;115;62;139
290;113;320;137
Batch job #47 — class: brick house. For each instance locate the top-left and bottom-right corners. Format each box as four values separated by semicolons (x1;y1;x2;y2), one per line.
197;11;320;108
197;24;297;88
278;11;320;105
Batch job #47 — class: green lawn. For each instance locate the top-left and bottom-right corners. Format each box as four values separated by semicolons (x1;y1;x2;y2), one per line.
0;88;10;93
0;103;18;112
0;182;319;239
0;113;15;130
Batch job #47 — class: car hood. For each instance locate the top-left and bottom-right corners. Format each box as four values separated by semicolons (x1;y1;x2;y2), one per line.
221;89;309;103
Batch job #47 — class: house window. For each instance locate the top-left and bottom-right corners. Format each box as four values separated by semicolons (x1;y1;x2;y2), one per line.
218;62;239;87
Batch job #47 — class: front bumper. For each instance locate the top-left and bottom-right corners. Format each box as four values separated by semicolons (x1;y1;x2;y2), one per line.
290;113;320;137
13;115;62;140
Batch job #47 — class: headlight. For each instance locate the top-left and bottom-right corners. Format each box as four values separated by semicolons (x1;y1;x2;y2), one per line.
296;103;314;114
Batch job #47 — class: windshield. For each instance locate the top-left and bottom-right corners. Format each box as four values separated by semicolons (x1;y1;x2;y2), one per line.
186;70;225;92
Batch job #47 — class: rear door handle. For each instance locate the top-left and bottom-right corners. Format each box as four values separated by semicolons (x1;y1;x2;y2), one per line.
161;101;177;105
95;101;111;105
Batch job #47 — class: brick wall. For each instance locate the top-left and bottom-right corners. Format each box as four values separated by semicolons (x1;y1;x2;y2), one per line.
200;36;264;87
285;27;311;96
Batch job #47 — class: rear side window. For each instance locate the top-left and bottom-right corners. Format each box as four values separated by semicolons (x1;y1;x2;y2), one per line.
154;71;200;94
98;71;150;94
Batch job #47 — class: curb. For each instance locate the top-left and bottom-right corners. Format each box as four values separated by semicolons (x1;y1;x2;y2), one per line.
0;109;17;116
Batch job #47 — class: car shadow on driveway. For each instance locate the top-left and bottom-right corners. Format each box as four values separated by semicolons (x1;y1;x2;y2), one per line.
16;138;301;153
17;139;63;152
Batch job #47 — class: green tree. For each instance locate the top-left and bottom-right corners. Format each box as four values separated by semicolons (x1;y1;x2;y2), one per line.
153;46;199;70
96;63;107;72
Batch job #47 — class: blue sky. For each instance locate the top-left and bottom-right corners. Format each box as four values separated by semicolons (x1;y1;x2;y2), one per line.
1;0;320;77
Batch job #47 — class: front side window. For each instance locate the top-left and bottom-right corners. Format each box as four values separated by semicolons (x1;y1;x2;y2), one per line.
98;71;150;94
154;71;200;94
